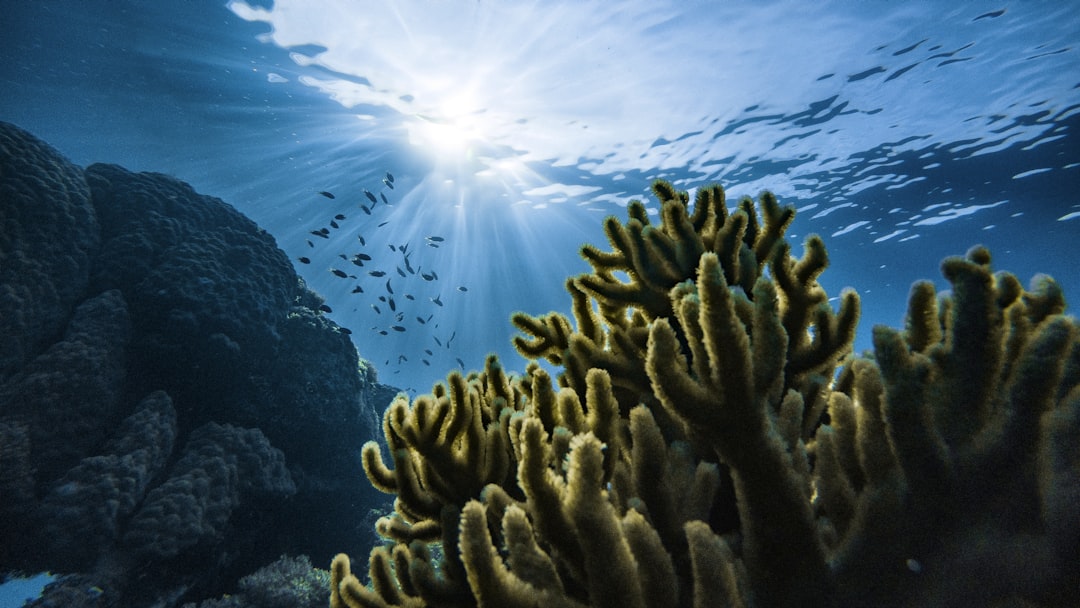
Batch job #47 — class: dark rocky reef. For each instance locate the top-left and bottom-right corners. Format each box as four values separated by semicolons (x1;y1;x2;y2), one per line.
0;121;397;607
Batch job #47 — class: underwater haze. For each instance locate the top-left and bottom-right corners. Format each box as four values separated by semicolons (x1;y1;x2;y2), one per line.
2;0;1077;395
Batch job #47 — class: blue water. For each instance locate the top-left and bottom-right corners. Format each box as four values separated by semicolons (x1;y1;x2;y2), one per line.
2;0;1077;396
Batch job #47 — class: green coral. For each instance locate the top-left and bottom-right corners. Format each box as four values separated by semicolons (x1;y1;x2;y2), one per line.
330;181;1079;607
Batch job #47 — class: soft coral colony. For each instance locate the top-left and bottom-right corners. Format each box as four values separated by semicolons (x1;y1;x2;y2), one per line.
330;180;1079;607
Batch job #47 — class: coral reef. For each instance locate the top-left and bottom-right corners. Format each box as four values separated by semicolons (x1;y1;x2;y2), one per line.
0;121;397;607
333;181;1078;607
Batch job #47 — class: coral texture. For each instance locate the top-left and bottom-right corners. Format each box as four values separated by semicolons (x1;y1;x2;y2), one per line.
333;181;1078;607
0;121;394;607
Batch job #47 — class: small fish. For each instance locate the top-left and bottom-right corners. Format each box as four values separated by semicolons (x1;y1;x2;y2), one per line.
330;220;340;229
310;230;329;239
350;258;364;267
319;191;336;199
386;171;395;183
456;358;465;369
378;296;386;303
383;178;394;190
306;239;314;248
385;279;393;294
422;359;430;366
379;330;388;335
434;336;443;347
404;257;416;274
397;266;407;278
392;325;406;332
297;256;311;264
380;192;389;205
371;304;382;314
335;213;346;220
457;286;468;292
426;235;445;242
319;304;333;313
425;314;434;323
369;271;386;277
355;253;372;261
421;272;434;281
338;253;347;260
351;285;364;294
395;312;404;322
424;349;433;356
340;327;352;335
389;297;396;311
360;204;372;215
357;235;366;246
427;242;440;248
416;316;426;324
405;294;415;301
431;270;439;280
364;190;378;203
331;269;348;278
447;330;456;345
389;244;397;252
398;354;408;363
378;221;389;227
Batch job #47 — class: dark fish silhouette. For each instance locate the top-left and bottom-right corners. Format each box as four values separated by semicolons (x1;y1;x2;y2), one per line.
427;242;440;248
335;213;346;220
371;304;382;314
385;279;393;294
306;239;314;248
360;205;372;215
416;316;426;324
330;220;340;229
319;304;333;313
426;236;445;242
355;253;372;261
310;230;329;239
397;267;407;278
424;349;433;356
434;336;443;347
431;270;439;280
350;258;364;267
398;354;408;363
378;221;389;227
386;171;395;183
378;330;388;335
456;357;465;369
369;271;387;277
319;191;335;199
331;269;348;278
383;178;394;190
297;257;311;264
389;244;397;252
364;190;378;203
380;192;389;205
422;359;430;366
388;297;396;311
392;325;406;332
338;253;347;260
378;296;386;303
457;286;467;292
351;285;364;294
395;312;404;322
421;272;434;281
357;235;366;246
340;327;352;335
405;294;415;301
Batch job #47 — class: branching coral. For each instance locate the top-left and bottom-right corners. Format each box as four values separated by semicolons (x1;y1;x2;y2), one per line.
332;181;1078;608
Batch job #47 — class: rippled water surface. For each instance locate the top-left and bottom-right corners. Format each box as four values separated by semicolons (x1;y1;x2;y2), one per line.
2;1;1077;392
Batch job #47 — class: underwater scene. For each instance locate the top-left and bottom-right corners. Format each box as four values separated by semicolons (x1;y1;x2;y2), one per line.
1;1;1078;607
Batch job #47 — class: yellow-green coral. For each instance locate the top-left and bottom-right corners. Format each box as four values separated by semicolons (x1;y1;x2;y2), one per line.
331;181;1079;608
